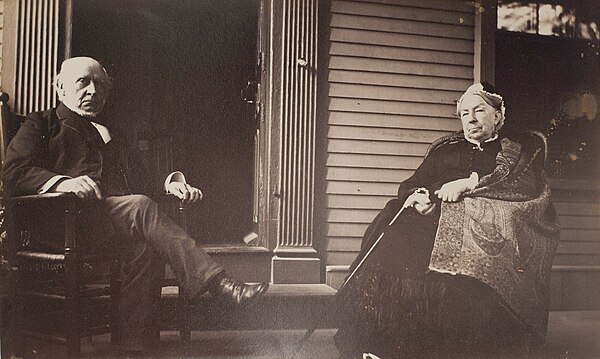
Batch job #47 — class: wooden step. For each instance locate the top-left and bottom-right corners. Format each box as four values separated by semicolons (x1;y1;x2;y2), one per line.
550;265;600;311
158;284;338;331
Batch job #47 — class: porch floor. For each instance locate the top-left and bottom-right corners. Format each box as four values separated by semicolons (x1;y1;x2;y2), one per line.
10;311;600;358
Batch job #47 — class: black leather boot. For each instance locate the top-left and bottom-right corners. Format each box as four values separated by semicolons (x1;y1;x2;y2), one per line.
209;274;269;305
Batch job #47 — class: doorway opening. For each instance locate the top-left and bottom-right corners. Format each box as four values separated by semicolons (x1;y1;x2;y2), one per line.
72;0;259;244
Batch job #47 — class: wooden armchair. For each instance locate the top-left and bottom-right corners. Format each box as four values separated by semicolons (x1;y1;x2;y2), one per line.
5;193;122;358
0;93;122;358
0;93;194;357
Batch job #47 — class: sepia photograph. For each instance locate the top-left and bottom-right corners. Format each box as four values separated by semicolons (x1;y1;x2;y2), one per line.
0;0;598;358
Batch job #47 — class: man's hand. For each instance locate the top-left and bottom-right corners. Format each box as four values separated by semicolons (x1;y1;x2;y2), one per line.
166;182;203;203
53;175;102;199
434;177;475;202
403;189;436;216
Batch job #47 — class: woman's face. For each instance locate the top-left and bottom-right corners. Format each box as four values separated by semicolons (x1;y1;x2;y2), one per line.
458;94;501;142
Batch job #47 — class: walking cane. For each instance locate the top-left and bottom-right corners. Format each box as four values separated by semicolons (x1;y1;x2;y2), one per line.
289;189;429;358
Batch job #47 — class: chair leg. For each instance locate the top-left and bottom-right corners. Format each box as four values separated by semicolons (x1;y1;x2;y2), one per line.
65;256;81;358
65;295;82;358
180;329;191;347
178;285;192;349
174;202;192;348
12;298;26;359
146;324;161;346
110;259;122;346
66;336;82;359
146;273;163;346
64;209;82;358
65;298;82;358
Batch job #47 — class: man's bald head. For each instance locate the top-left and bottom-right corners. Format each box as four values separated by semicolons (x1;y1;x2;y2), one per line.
55;57;112;117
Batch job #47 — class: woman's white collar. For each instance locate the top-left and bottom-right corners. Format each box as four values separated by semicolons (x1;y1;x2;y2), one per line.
466;134;498;151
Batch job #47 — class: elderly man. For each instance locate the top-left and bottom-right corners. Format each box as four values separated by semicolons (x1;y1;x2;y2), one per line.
334;83;559;358
3;57;268;354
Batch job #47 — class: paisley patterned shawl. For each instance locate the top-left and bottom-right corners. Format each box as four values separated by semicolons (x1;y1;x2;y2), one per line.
428;135;560;341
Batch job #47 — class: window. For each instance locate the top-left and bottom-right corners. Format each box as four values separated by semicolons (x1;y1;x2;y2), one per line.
496;1;600;180
498;1;600;42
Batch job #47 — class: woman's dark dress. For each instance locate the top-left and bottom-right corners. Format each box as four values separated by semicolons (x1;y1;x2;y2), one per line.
334;137;531;358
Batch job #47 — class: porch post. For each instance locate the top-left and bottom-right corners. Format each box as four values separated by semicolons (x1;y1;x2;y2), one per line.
0;0;66;115
474;0;497;85
271;0;320;284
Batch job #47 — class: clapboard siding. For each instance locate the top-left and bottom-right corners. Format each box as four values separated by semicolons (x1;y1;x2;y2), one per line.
357;0;474;13
324;0;473;269
328;194;392;209
557;241;600;254
330;42;474;66
331;29;474;53
328;125;450;143
328;139;430;156
329;83;464;103
327;153;424;170
331;1;474;26
327;167;414;183
327;223;370;238
327;111;459;131
324;251;361;266
328;98;458;117
330;56;473;78
554;201;600;216
327;209;380;223
560;229;600;242
559;216;599;230
329;70;473;92
552;190;600;203
324;236;363;251
331;14;473;40
552;255;600;266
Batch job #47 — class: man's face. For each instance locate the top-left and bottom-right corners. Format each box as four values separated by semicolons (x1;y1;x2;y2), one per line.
458;94;500;142
57;59;110;117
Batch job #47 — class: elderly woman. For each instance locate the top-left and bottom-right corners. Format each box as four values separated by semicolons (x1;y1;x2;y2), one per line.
334;83;560;358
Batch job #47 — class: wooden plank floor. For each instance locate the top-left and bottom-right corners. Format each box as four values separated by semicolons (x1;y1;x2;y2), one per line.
6;311;599;358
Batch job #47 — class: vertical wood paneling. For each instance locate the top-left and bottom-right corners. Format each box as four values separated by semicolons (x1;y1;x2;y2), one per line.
324;0;474;266
14;0;60;115
278;0;318;249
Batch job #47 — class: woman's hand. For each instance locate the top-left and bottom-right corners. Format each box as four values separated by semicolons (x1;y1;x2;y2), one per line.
434;173;478;202
403;188;437;215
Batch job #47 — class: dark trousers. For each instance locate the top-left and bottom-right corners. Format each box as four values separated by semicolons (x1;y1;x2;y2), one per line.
101;195;223;350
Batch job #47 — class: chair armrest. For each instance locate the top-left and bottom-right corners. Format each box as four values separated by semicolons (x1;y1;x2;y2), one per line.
5;192;84;224
5;193;90;254
5;192;78;205
158;193;189;207
157;194;189;230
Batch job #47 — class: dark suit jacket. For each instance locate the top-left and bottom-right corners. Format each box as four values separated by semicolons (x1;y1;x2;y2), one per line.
2;102;154;198
2;103;156;251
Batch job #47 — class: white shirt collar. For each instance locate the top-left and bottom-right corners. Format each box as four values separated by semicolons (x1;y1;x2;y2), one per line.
90;121;112;144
